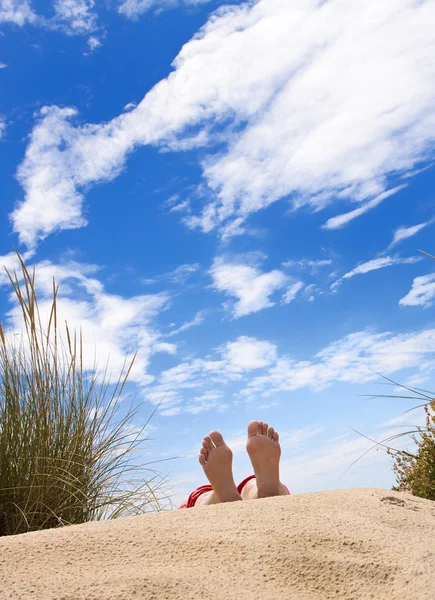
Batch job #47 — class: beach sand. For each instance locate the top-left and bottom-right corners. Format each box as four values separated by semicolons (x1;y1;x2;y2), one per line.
1;487;434;600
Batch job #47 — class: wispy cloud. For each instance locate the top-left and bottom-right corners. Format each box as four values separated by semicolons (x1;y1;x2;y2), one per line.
282;281;304;304
283;258;332;270
331;256;420;291
166;310;207;337
12;0;435;247
0;0;97;33
144;324;435;417
0;256;174;387
118;0;212;20
0;116;6;140
145;335;278;414
49;0;97;34
169;263;200;284
142;262;200;286
399;272;435;308
383;409;427;428
389;219;434;248
243;328;435;398
210;258;287;318
323;186;406;230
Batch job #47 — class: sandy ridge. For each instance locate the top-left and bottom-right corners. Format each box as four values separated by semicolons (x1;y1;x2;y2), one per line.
1;488;434;600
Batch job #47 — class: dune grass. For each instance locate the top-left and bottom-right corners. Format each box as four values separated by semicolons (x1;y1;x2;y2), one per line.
376;249;435;500
361;379;435;501
0;253;172;537
389;397;435;500
347;250;435;501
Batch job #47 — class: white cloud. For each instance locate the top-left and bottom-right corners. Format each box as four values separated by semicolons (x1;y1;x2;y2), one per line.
142;262;200;285
0;0;97;33
210;258;287;317
166;310;206;337
399;272;435;308
383;409;427;428
169;263;200;284
13;0;435;247
184;391;228;416
243;328;435;398
49;0;97;34
0;116;6;139
304;283;318;301
123;102;137;112
170;199;189;213
282;280;303;304
145;334;278;413
118;0;211;20
145;357;232;414
144;323;435;416
283;258;332;270
86;35;101;52
0;61;7;68
0;0;35;25
401;371;433;389
1;256;174;387
322;186;406;230
331;255;420;290
223;336;277;370
0;250;35;285
389;220;433;248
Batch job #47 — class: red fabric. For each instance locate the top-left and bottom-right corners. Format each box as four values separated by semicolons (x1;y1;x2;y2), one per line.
236;474;257;495
178;474;290;509
178;484;213;509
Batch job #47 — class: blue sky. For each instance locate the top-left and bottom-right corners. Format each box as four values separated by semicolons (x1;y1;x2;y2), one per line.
1;0;435;507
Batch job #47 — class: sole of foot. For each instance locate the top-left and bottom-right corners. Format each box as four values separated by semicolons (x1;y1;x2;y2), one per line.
246;420;281;498
198;430;242;503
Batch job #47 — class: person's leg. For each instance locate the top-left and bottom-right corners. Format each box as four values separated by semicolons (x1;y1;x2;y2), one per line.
242;420;290;500
194;490;219;507
194;431;242;507
240;477;289;500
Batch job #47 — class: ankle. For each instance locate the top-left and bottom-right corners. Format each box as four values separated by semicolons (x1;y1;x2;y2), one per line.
215;485;242;503
256;481;280;498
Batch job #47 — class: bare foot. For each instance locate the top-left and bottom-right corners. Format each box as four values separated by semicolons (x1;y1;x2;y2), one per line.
198;431;242;503
246;420;281;498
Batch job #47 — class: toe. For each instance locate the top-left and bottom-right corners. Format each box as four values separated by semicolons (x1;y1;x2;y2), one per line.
261;422;268;435
273;431;279;442
198;453;206;466
209;430;225;447
258;421;264;435
267;426;274;439
203;435;213;450
247;420;260;437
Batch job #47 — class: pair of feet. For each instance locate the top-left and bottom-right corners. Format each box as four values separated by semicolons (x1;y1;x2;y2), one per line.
198;420;282;502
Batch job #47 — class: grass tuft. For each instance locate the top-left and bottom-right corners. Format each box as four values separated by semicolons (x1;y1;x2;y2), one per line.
345;248;435;500
352;379;435;500
0;252;173;536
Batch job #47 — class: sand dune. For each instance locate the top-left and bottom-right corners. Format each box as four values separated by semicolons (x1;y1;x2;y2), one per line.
1;488;434;600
